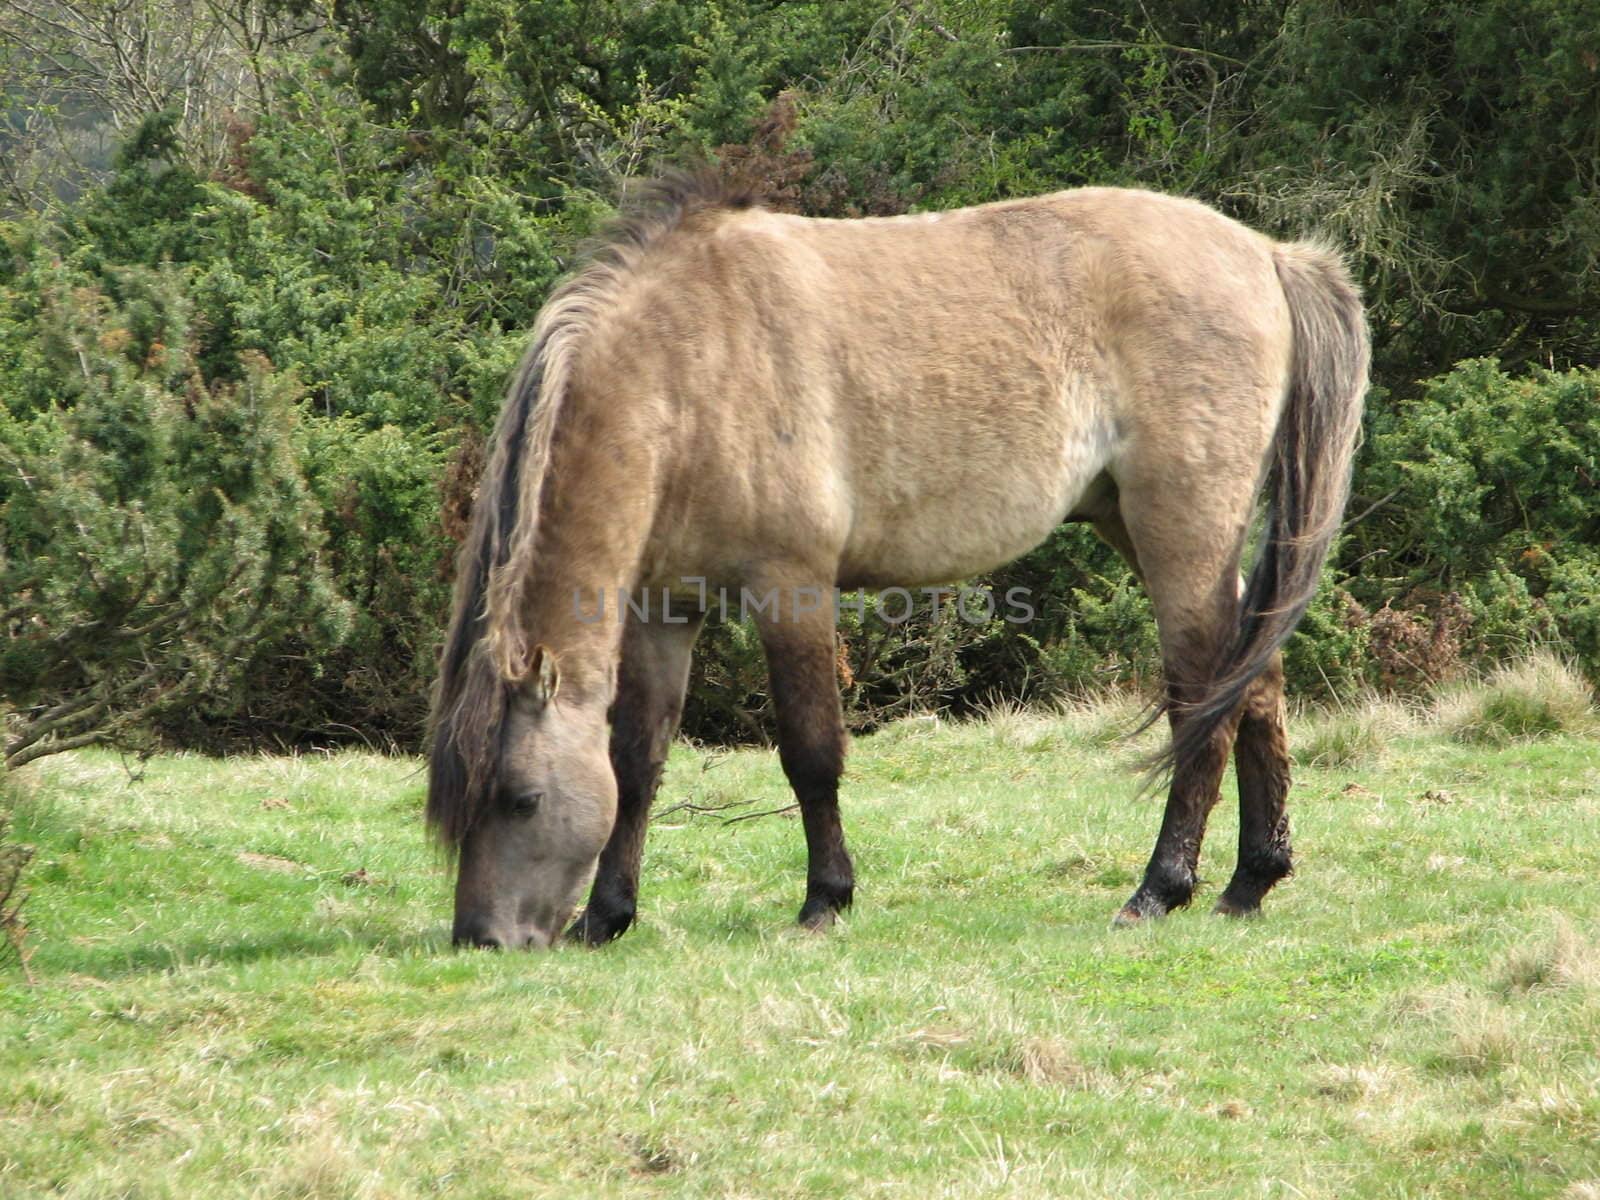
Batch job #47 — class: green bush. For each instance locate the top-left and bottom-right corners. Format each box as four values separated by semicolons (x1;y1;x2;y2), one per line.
1346;359;1600;682
5;5;1600;750
3;78;584;750
0;257;346;766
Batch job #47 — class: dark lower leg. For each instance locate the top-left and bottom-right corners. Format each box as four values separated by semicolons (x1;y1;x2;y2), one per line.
1118;668;1240;922
761;617;853;929
1217;657;1293;915
1103;472;1257;923
1118;735;1233;921
796;785;853;928
567;720;664;944
568;616;701;945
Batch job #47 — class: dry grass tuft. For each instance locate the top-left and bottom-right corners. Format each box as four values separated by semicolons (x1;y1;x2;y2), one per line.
954;653;1594;769
1439;993;1526;1075
1012;1036;1093;1088
1437;653;1596;745
237;851;306;873
1293;695;1414;768
265;1129;367;1199
1315;1061;1407;1102
1498;915;1600;994
1060;690;1154;746
977;698;1070;754
898;1025;973;1052
972;689;1152;751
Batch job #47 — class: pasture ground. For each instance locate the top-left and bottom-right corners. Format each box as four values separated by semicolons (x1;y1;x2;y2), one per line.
3;676;1600;1198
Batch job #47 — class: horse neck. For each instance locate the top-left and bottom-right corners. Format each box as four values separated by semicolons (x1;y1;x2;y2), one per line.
513;400;660;707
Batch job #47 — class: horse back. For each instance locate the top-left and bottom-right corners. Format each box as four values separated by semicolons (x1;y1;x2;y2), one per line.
579;188;1293;591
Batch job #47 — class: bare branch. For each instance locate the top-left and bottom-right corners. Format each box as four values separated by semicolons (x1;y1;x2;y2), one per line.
6;727;110;770
1004;41;1247;67
895;0;958;44
0;0;327;204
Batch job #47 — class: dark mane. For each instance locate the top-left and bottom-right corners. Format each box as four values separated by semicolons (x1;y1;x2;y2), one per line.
425;169;758;848
608;169;759;249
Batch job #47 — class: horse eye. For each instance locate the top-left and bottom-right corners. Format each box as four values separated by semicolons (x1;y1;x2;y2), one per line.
508;791;543;818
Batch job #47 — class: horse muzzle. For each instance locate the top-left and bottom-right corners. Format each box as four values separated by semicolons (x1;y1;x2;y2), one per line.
451;913;556;950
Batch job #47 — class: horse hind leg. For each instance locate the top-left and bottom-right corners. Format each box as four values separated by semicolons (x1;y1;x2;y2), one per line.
1095;500;1295;917
567;607;704;945
1096;474;1254;923
1122;625;1242;921
1216;652;1293;916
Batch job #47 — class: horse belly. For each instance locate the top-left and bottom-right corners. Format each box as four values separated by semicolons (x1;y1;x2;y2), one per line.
837;399;1118;589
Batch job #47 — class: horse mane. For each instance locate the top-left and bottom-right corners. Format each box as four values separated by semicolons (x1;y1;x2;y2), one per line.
426;170;758;847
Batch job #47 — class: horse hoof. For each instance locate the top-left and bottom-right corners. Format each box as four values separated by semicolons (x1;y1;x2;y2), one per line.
797;903;840;932
1114;888;1178;926
797;879;853;931
1213;896;1262;918
565;906;634;945
1113;904;1166;928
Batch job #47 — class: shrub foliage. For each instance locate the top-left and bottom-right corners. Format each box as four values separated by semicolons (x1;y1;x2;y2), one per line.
0;255;345;766
2;2;1598;755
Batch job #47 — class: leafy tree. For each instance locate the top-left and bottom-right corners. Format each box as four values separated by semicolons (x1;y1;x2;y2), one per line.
1238;0;1600;378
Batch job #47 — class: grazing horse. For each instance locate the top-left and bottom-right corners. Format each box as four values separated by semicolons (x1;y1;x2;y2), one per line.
427;174;1368;949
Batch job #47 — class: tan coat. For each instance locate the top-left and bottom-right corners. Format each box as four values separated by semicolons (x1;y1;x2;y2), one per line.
429;176;1368;948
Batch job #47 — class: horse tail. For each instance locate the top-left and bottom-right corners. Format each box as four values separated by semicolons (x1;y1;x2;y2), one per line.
1167;242;1369;773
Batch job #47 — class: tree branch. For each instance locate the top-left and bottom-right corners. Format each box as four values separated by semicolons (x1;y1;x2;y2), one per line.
1004;41;1247;67
1485;290;1584;317
5;727;110;770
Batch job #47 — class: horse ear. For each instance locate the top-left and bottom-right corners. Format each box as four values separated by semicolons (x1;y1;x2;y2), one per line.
530;644;560;703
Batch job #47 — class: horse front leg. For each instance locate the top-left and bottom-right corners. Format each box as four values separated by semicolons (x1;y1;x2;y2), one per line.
754;585;854;929
567;608;704;945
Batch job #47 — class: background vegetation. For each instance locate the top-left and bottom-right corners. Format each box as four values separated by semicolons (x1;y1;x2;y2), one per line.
3;0;1599;759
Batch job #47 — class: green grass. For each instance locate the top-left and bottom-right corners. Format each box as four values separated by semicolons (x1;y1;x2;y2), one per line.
3;699;1600;1198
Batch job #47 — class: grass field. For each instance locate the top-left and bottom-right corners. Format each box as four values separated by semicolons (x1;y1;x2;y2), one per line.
3;672;1600;1198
